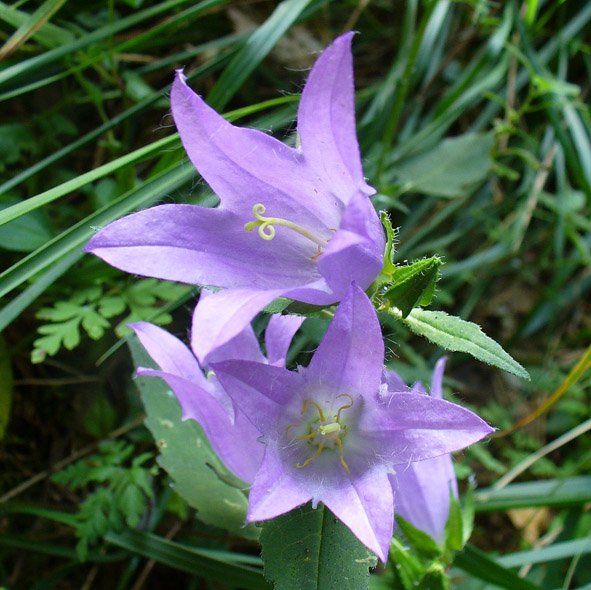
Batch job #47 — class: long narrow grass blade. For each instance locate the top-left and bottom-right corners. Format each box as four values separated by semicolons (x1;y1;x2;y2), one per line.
207;0;316;110
0;0;67;61
105;529;270;590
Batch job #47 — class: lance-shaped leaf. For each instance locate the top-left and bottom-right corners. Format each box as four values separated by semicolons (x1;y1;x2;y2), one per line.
400;309;530;380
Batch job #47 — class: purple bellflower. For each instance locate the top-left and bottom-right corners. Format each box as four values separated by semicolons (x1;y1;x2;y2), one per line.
210;283;493;562
85;33;385;364
130;298;303;484
387;358;459;545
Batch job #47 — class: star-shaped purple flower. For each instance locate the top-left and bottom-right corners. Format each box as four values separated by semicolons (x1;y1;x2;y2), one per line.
211;284;493;561
130;296;303;484
85;33;385;363
387;358;459;545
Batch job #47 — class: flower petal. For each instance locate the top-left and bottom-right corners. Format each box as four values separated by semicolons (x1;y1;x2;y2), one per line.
364;393;494;464
382;368;409;394
298;32;374;201
264;314;305;367
171;71;343;230
130;321;206;387
191;288;285;364
430;357;447;399
86;205;320;290
307;283;383;398
211;359;302;434
317;191;384;297
247;444;312;522
136;369;262;483
393;453;457;544
321;466;394;562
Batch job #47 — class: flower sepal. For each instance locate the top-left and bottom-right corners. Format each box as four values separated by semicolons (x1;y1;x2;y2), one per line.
377;255;442;318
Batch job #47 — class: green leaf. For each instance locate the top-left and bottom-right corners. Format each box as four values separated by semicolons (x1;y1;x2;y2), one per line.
32;317;81;362
105;528;270;590
380;210;396;276
461;480;475;546
381;257;442;317
454;544;543;590
420;563;449;590
474;476;591;512
393;133;494;198
400;309;530;380
0;200;53;252
260;503;377;590
395;514;441;559
443;492;463;552
388;536;424;590
128;334;259;540
207;0;315;110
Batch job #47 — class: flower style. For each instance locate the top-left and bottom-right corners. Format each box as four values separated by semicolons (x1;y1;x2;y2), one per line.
211;283;493;562
85;33;385;364
387;358;459;544
130;297;303;484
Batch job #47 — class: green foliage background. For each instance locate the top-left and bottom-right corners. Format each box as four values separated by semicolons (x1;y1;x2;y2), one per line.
0;0;590;588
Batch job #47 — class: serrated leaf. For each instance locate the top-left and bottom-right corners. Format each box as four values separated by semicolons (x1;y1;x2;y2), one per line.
260;503;376;590
116;484;146;527
98;295;126;318
33;317;81;360
128;335;259;540
37;301;81;321
401;309;530;380
382;257;442;317
81;308;110;340
395;514;441;559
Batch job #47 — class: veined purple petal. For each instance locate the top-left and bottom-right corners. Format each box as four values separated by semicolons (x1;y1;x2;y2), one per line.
130;322;207;388
362;393;493;464
191;288;285;364
393;453;457;544
198;297;266;366
322;467;394;562
211;360;302;434
430;357;447;399
382;368;409;394
86;205;321;290
307;283;383;398
136;369;262;483
247;444;312;522
298;32;374;201
317;192;385;297
171;71;343;231
265;315;305;367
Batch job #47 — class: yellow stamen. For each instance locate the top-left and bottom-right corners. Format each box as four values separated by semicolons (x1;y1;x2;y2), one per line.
244;204;328;248
286;423;317;441
301;400;325;421
335;438;350;474
296;443;324;469
335;393;354;422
